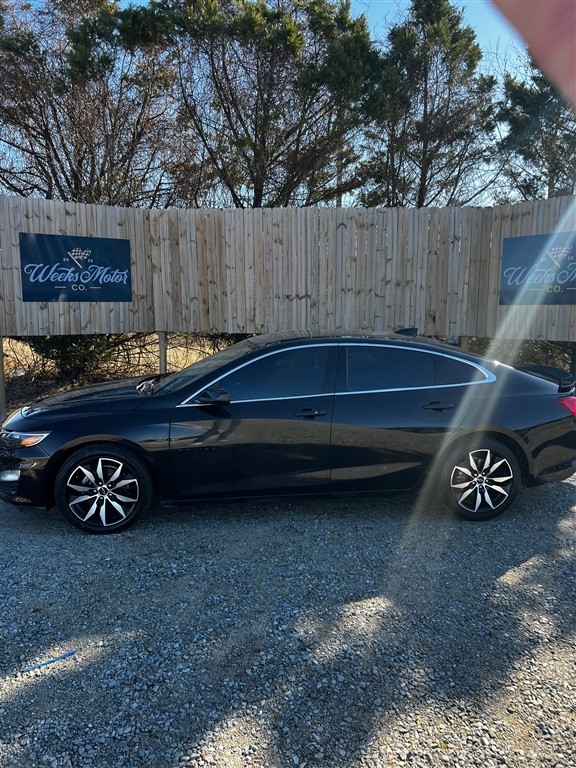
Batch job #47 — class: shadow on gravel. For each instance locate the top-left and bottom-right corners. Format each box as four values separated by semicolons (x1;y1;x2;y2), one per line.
0;481;575;766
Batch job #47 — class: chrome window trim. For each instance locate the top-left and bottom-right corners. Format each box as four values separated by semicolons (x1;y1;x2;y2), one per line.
335;378;494;398
176;341;496;408
178;392;336;407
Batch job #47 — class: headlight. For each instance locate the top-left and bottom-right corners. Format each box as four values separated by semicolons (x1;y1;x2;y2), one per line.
0;430;49;449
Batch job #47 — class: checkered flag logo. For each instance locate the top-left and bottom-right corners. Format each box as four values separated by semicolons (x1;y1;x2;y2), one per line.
67;247;92;268
545;244;572;269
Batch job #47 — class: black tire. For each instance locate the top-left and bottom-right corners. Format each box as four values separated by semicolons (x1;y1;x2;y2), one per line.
55;443;153;533
439;439;521;521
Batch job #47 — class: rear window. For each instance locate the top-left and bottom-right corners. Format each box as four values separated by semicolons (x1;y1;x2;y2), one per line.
345;346;435;391
433;355;487;385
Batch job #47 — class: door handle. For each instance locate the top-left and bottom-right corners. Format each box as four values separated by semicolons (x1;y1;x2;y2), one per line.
423;401;455;412
293;408;326;419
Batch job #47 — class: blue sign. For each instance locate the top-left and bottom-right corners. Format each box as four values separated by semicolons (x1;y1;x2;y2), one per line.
20;233;132;302
500;231;576;305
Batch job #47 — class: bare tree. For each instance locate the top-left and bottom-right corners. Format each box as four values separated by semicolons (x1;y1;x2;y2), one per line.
0;0;177;207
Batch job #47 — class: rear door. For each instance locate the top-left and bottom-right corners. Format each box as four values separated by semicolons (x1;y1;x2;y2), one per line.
329;343;489;491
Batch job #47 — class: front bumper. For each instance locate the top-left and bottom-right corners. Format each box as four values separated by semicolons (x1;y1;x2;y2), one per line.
0;449;50;507
0;447;22;501
0;468;21;500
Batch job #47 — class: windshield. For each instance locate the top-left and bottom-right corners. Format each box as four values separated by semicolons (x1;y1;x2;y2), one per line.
153;340;254;395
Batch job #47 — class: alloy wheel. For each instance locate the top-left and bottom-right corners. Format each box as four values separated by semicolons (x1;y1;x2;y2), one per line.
65;456;140;528
449;448;514;514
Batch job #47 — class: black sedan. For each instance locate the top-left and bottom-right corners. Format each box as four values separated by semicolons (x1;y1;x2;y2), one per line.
1;331;575;533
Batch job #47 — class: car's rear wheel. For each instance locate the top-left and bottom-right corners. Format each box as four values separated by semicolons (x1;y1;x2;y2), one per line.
55;444;153;533
439;439;521;521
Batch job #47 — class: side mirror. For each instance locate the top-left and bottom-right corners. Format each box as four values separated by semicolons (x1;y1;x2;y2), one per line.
195;386;231;406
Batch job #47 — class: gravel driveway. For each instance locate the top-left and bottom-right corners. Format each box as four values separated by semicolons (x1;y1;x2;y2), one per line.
1;480;575;768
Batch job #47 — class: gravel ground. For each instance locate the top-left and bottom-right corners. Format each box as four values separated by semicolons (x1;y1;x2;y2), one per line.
1;479;575;768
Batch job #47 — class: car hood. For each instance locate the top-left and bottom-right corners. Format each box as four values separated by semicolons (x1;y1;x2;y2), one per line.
17;377;149;419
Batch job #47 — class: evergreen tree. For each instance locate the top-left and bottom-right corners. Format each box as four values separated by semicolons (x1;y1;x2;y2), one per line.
498;58;576;201
359;0;498;208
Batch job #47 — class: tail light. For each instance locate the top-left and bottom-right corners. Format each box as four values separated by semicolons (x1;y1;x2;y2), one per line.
558;395;576;415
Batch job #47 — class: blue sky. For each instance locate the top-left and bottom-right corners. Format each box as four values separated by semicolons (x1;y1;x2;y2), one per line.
351;0;526;68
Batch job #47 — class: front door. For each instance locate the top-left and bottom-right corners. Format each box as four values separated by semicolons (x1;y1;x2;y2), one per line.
169;344;337;498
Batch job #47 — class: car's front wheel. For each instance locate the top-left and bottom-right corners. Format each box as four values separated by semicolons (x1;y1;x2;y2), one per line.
439;439;521;521
55;444;153;533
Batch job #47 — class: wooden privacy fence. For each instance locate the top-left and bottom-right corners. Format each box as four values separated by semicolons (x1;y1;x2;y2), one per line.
1;194;576;341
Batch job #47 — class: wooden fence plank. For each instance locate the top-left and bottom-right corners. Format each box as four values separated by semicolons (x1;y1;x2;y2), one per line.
445;206;461;338
77;200;96;334
364;208;378;330
471;206;494;338
1;195;19;336
22;197;42;336
306;208;320;330
404;208;417;330
550;196;575;341
355;208;369;329
398;208;411;330
382;208;396;332
463;207;481;337
253;208;267;332
204;210;222;332
290;208;301;329
134;208;154;333
223;209;238;333
494;202;517;339
533;198;553;341
312;208;334;330
194;211;210;332
321;208;337;329
372;208;387;331
423;207;441;336
414;208;428;334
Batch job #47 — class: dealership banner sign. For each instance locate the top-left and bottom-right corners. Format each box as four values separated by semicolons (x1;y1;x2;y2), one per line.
20;233;132;302
500;232;576;305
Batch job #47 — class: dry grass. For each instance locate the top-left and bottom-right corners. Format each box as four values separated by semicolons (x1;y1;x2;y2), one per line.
3;334;215;375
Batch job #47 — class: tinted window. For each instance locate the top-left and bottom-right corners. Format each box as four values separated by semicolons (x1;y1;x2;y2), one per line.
433;355;486;385
344;346;434;391
156;342;253;395
217;346;331;401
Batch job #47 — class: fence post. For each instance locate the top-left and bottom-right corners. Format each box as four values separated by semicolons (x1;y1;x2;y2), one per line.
0;337;5;421
158;332;168;374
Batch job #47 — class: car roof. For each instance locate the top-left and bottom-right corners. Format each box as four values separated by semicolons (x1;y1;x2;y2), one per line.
239;329;466;354
242;329;409;347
